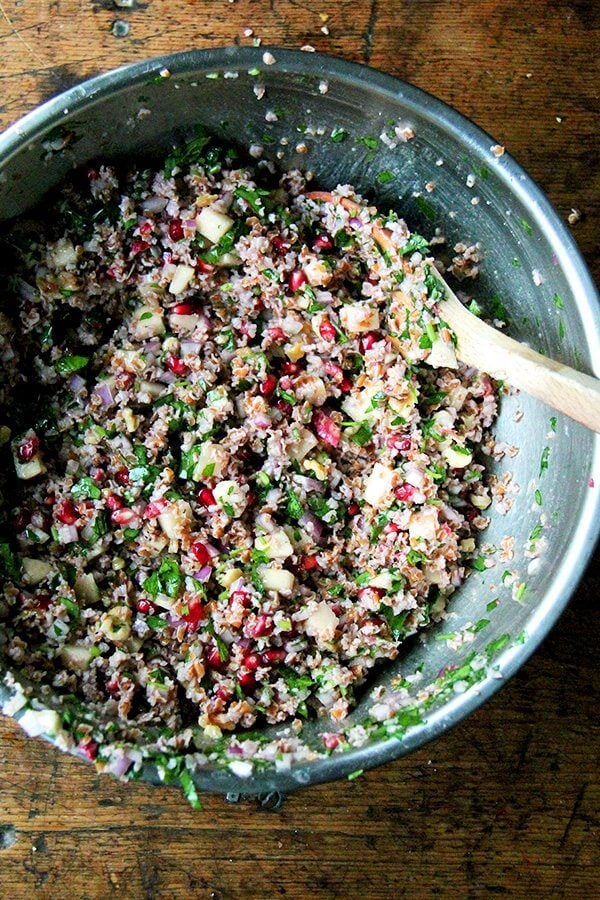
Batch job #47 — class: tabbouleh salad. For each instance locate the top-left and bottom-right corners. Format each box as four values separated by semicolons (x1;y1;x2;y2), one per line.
0;129;497;762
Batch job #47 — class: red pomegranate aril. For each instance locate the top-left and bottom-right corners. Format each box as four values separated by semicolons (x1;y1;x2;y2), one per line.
44;493;56;507
115;371;134;390
237;671;256;692
183;600;206;626
259;374;278;397
55;500;78;525
205;646;226;671
269;327;286;342
139;221;153;237
197;259;216;275
131;239;150;255
243;652;262;671
115;468;130;486
281;361;301;376
191;541;211;565
384;522;401;535
34;593;52;610
172;302;196;315
17;435;40;462
348;502;360;516
324;360;342;380
165;354;188;376
105;494;124;512
79;739;98;762
387;433;412;451
361;331;381;352
301;555;319;571
197;487;216;507
92;469;105;484
144;498;167;519
247;614;273;638
312;233;333;252
322;733;341;750
276;399;293;416
111;508;138;526
288;269;307;291
312;409;341;449
106;678;120;696
168;218;184;241
319;319;337;342
215;685;232;702
262;649;286;665
137;599;155;615
340;377;353;393
271;235;290;255
12;510;31;532
394;484;416;503
464;505;478;523
230;590;252;609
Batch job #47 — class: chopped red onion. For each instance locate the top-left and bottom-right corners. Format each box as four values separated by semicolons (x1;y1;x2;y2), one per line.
349;216;363;229
299;511;324;543
104;753;133;777
194;565;212;583
95;382;114;406
157;370;177;384
68;374;86;393
59;524;79;544
143;338;161;354
204;543;221;559
183;218;197;230
294;475;325;494
254;413;272;430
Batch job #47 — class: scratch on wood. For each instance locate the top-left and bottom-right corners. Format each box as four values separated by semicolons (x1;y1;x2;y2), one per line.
362;0;379;64
559;782;587;848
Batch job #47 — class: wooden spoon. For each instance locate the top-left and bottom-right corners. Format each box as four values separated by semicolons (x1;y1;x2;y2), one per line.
305;192;600;433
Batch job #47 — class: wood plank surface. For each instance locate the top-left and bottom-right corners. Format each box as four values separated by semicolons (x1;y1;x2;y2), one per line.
0;1;598;897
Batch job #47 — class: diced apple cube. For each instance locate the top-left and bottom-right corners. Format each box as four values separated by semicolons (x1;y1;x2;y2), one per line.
216;567;244;588
469;492;491;510
305;602;339;641
214;251;242;268
370;571;394;590
169;313;201;333
427;334;458;369
255;528;294;560
131;306;165;340
19;708;62;738
14;456;46;480
191;442;228;480
342;381;386;423
75;573;99;604
60;643;96;671
51;237;78;269
158;501;193;540
364;462;395;507
260;567;295;593
169;264;195;295
213;480;248;517
408;507;438;542
443;445;473;468
339;303;380;334
289;427;318;461
22;558;52;585
196;207;235;244
304;259;332;287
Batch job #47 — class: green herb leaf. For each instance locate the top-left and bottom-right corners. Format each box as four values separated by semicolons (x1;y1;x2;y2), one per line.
286;489;304;522
330;127;349;143
56;355;89;375
0;542;21;582
71;476;102;501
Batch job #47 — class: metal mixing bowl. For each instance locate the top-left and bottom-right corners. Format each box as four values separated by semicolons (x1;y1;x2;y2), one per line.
1;47;598;798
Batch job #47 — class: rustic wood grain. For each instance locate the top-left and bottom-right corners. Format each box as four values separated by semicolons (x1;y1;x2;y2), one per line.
0;1;598;897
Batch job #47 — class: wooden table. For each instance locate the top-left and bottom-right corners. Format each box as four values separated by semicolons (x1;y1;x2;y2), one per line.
0;2;598;896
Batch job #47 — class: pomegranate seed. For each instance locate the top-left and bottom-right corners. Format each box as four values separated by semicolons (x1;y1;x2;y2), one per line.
172;302;196;315
340;377;353;393
115;468;130;486
191;541;210;565
360;331;381;352
87;167;98;180
131;239;150;255
230;590;252;609
137;599;155;614
312;233;333;251
269;327;286;342
324;360;343;380
12;510;31;532
246;614;273;638
387;433;412;451
105;494;124;512
465;506;478;523
115;371;134;390
92;469;105;484
384;522;401;535
106;678;120;696
276;400;293;416
301;555;319;571
165;354;188;376
183;600;206;626
246;490;257;508
111;508;138;526
237;671;256;692
319;319;337;342
56;500;78;525
34;593;52;610
322;733;341;750
259;374;278;397
79;739;98;761
394;484;416;503
215;685;232;702
281;361;300;376
205;646;226;671
262;649;285;665
139;221;153;237
197;259;216;274
197;487;216;507
288;269;307;291
17;435;40;462
271;235;290;255
44;493;56;507
312;409;341;449
348;502;360;516
243;652;262;671
144;499;167;518
169;218;184;241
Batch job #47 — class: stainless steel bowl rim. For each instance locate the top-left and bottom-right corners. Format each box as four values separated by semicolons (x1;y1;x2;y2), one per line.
1;47;598;795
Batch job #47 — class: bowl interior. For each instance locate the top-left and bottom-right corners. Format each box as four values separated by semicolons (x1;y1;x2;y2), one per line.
1;48;598;794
